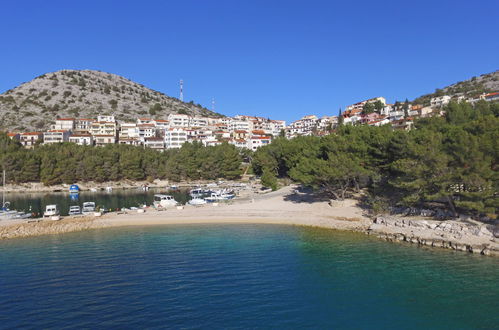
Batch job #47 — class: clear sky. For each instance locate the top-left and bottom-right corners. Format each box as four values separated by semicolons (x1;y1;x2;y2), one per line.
0;0;497;122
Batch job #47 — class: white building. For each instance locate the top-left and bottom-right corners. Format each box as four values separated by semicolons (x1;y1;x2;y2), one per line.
430;95;451;108
43;130;71;144
97;115;116;123
52;118;75;131
168;114;190;127
164;128;188;149
69;134;93;146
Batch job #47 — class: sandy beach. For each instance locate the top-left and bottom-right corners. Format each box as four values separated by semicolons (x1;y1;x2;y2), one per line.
92;185;370;230
1;185;497;256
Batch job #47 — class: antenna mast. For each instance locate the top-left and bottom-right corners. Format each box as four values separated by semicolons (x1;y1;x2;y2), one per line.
212;98;215;112
179;79;184;102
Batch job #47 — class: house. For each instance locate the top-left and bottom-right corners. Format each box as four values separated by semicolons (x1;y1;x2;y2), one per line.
52;118;75;131
144;137;165;151
430;95;451;108
153;119;169;130
97;115;115;123
19;132;43;148
90;121;117;145
164;127;188;149
118;137;142;146
94;135;116;146
247;136;271;151
69;134;93;146
119;123;140;139
74;118;94;133
138;124;157;141
168;114;190;127
43;130;71;144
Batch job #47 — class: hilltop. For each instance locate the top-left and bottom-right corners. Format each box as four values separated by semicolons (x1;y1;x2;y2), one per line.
413;70;499;105
0;70;223;131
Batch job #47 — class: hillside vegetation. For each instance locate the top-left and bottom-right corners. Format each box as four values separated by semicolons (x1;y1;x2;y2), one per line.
413;70;499;106
0;70;222;131
253;101;499;219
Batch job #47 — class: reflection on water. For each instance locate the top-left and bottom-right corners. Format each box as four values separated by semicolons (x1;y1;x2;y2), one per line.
6;188;191;216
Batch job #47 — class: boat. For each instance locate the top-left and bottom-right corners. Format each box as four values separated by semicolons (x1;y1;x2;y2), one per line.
105;186;113;192
188;198;207;206
170;185;179;191
0;171;32;220
189;188;211;198
44;205;59;217
68;205;81;215
153;194;178;208
204;190;235;202
69;184;80;193
82;202;96;214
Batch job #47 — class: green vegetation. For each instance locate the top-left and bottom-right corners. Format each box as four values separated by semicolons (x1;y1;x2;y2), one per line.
0;139;242;185
253;101;499;218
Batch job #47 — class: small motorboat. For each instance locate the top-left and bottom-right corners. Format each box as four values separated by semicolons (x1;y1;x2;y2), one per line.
44;204;59;217
188;198;207;206
153;194;178;208
68;205;81;215
69;184;80;193
82;202;96;215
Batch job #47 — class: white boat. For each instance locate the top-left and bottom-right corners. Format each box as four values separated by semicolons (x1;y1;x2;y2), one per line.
153;194;178;208
68;205;81;215
44;205;59;217
204;190;235;202
190;188;211;198
82;202;96;214
188;198;207;206
105;186;113;192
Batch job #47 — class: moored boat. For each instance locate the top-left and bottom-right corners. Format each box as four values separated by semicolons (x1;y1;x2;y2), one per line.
82;202;96;215
68;205;81;215
153;194;178;208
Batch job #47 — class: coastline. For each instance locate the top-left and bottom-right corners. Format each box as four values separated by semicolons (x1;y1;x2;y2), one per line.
1;185;497;256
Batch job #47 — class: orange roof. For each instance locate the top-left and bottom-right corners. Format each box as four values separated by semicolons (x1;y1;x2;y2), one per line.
252;130;266;135
47;130;68;133
154;119;168;123
56;118;75;121
21;132;42;136
234;130;248;133
7;132;18;137
76;118;94;121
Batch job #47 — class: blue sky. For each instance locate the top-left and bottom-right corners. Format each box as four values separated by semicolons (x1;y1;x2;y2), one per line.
0;0;497;122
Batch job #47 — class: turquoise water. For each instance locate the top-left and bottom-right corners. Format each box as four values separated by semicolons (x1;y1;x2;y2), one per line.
0;224;498;329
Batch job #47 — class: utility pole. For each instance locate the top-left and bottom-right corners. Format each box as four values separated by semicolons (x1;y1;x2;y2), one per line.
179;79;184;102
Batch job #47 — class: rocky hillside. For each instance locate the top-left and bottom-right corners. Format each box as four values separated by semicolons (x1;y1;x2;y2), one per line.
413;70;499;105
0;70;223;131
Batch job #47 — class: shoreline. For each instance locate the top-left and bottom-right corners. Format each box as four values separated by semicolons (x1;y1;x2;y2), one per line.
1;185;497;256
1;178;251;193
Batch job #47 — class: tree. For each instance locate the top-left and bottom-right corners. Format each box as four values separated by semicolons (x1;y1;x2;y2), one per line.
374;100;384;112
261;168;278;191
362;102;375;115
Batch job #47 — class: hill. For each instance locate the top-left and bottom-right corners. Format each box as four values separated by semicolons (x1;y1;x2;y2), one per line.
0;70;223;131
412;70;499;106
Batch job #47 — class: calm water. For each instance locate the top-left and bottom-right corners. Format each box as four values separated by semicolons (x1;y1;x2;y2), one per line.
0;225;498;329
5;189;191;216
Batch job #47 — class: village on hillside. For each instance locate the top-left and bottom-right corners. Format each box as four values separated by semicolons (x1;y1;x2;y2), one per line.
6;91;499;151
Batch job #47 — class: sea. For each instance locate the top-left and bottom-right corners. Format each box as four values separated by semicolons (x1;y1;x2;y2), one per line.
0;224;498;329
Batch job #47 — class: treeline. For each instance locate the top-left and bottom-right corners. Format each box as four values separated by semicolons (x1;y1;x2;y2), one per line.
253;101;499;218
0;139;242;185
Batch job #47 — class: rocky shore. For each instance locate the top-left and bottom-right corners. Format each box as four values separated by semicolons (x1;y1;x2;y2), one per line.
368;216;499;256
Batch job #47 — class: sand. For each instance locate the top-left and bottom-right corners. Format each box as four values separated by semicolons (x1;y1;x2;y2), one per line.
94;185;371;231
